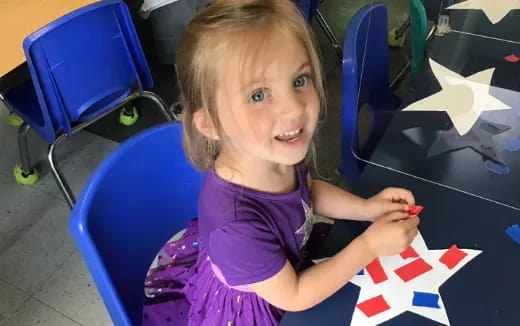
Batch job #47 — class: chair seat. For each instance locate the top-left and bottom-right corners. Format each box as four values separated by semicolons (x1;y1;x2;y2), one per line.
78;86;133;121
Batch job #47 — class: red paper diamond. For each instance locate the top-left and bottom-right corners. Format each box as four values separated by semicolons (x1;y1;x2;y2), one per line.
357;294;391;317
394;258;433;282
400;246;419;259
408;205;424;216
504;54;520;63
439;244;468;269
366;258;388;284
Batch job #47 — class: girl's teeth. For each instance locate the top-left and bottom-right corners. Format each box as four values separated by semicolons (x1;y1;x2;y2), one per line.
275;129;303;142
278;129;301;137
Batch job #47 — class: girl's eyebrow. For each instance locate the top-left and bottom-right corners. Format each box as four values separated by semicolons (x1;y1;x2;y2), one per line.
243;62;312;88
296;62;311;72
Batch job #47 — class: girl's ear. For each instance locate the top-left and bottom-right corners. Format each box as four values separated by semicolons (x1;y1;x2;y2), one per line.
193;108;220;140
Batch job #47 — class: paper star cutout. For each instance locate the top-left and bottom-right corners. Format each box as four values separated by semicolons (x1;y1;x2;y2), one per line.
428;121;510;163
295;199;315;248
349;232;482;325
446;0;520;24
402;59;511;136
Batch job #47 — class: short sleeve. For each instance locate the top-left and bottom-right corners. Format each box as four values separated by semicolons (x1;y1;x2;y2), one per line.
209;219;287;286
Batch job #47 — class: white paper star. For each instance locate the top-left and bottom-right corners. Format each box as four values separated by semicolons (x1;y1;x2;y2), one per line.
446;0;520;24
402;59;511;135
295;199;314;248
349;232;482;326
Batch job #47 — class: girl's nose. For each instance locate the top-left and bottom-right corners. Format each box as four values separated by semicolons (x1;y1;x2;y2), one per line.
280;91;305;119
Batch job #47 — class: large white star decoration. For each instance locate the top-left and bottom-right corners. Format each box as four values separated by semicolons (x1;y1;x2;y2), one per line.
402;59;511;136
348;232;481;325
446;0;520;24
295;199;315;249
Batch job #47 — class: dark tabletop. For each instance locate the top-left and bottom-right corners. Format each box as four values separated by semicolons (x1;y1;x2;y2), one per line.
281;162;520;325
357;28;520;209
282;7;520;325
438;0;520;43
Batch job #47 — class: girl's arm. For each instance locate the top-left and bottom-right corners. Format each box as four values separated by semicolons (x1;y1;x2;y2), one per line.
310;177;414;222
249;211;419;311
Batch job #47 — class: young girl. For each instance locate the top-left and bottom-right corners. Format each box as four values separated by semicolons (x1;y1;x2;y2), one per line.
143;1;420;325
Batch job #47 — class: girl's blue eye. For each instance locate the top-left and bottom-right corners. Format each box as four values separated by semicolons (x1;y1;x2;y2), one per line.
294;75;308;88
251;90;266;102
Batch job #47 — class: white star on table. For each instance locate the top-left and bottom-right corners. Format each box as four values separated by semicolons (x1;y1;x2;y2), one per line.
402;120;510;163
446;0;520;24
402;59;511;136
295;199;315;249
348;232;481;326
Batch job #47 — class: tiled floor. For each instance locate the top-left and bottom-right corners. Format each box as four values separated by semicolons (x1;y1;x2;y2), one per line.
0;1;410;325
0;105;115;325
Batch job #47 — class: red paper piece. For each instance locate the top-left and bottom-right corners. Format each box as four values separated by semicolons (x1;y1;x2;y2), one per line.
439;244;468;269
408;205;424;216
394;258;433;282
356;294;391;317
366;258;388;284
400;246;419;259
504;54;520;63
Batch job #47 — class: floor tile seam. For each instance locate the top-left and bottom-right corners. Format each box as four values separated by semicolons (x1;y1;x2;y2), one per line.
29;248;78;299
31;296;87;326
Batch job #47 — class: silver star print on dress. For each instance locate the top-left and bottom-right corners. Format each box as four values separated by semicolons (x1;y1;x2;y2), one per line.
295;199;314;249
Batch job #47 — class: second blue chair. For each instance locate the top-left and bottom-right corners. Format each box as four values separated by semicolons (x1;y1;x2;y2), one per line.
4;0;172;207
70;122;204;325
341;3;402;184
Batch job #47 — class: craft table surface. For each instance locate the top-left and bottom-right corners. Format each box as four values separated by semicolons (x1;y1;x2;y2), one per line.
439;0;520;43
356;29;520;209
283;5;520;324
282;162;520;325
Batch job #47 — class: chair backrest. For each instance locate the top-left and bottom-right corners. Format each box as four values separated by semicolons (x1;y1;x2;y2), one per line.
410;0;428;75
69;122;204;326
296;0;321;22
23;0;153;130
340;3;397;184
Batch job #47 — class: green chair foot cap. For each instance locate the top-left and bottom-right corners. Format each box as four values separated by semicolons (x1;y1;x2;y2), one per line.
388;28;405;47
14;164;39;185
7;112;24;127
119;106;139;126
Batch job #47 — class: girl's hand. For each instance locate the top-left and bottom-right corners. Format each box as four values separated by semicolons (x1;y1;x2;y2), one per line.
362;187;415;222
360;211;420;257
374;187;415;205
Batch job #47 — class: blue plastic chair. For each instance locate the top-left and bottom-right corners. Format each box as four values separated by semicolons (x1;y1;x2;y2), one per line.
340;3;402;184
4;0;172;207
296;0;317;22
70;122;204;326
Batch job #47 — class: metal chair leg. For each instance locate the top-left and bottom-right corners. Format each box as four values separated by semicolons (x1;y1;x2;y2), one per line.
396;17;411;38
140;91;174;122
48;136;75;209
315;10;343;61
44;90;172;209
17;124;33;174
390;24;437;89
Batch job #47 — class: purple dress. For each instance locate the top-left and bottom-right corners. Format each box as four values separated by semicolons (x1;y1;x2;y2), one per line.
143;163;318;325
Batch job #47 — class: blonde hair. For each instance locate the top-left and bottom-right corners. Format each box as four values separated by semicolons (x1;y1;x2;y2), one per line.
176;0;326;170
